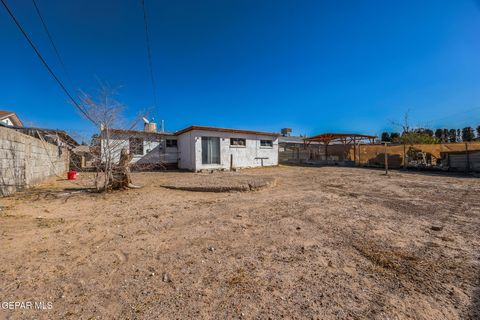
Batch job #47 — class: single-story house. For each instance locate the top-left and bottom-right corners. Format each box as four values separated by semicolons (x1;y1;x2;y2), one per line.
0;110;23;127
176;126;278;171
100;124;279;171
100;126;178;170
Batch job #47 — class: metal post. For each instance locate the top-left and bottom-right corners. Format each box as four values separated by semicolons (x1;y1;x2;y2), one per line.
384;142;389;175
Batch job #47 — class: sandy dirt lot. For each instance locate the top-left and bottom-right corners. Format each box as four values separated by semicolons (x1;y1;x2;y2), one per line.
0;166;479;319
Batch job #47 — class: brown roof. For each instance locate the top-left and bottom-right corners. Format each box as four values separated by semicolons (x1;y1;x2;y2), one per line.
0;110;14;118
305;133;377;143
104;128;174;136
0;110;23;126
174;125;279;137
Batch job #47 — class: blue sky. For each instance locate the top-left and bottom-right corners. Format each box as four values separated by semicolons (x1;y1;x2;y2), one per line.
1;0;480;141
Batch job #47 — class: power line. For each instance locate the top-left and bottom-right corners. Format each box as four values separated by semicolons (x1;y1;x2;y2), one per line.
140;0;158;110
430;106;480;124
0;0;95;124
31;0;72;85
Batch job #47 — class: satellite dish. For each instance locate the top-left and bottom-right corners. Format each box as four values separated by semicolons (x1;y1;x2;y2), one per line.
142;117;150;124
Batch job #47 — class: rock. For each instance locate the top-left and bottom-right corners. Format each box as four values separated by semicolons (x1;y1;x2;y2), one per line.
431;225;443;231
208;246;215;252
296;226;301;230
162;272;171;283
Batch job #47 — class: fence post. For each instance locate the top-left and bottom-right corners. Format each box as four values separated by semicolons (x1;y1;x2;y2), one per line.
465;143;470;173
358;143;361;165
384;142;389;175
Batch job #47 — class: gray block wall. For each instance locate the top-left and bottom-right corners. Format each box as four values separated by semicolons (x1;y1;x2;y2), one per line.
0;126;69;196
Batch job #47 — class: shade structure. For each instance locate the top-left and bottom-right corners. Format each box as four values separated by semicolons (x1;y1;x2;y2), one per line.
303;133;377;164
304;133;377;144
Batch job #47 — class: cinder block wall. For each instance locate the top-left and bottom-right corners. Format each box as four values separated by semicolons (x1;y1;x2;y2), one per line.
0;126;69;196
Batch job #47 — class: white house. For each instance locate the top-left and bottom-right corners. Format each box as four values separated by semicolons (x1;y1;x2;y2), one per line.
176;126;278;171
0;110;23;127
100;124;279;171
100;126;178;169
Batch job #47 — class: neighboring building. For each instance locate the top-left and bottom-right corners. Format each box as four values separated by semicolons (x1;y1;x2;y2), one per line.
100;124;279;171
12;126;78;149
100;124;178;169
0;110;23;127
441;150;480;172
278;135;322;163
70;145;95;170
175;126;278;171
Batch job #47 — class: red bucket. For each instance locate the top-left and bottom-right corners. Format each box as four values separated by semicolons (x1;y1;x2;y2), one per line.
67;171;77;180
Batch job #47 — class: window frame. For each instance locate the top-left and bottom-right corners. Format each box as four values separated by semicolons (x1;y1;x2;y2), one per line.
129;137;144;155
260;139;273;148
230;137;246;148
166;139;177;148
201;136;221;165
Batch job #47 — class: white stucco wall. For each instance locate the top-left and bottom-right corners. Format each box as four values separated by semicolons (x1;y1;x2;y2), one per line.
1;118;14;126
101;133;178;165
177;132;195;170
177;129;278;171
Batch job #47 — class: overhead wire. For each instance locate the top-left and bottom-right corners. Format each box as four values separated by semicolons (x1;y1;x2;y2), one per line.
140;0;159;110
31;0;73;86
0;0;96;125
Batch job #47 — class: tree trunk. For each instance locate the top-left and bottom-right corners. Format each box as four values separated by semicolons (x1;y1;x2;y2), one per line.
108;148;133;190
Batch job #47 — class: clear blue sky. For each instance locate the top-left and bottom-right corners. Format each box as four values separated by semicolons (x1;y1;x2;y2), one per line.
1;0;480;141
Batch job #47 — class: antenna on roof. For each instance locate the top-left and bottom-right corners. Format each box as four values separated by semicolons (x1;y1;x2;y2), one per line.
142;117;150;124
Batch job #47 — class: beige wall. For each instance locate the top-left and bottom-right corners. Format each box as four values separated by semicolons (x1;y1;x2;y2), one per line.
0;126;69;196
280;141;480;169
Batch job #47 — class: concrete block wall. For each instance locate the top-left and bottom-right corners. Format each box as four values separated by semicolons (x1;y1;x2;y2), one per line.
0;126;69;196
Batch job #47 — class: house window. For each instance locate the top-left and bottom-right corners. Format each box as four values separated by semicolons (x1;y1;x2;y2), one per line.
129;137;144;155
260;139;273;148
166;139;177;147
201;137;220;164
230;138;246;147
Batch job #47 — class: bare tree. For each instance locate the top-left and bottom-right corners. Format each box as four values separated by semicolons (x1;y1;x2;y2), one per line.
78;84;140;191
390;110;411;134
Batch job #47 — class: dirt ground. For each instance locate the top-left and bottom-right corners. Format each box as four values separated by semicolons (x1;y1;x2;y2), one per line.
0;166;479;319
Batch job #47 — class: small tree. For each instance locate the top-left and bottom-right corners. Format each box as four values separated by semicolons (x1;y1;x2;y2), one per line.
462;127;475;142
401;132;438;144
476;125;480;139
442;128;449;143
390;132;400;143
448;129;457;143
421;128;434;137
381;132;391;142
